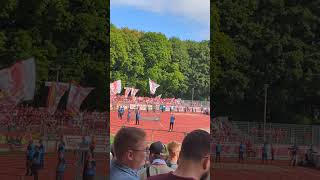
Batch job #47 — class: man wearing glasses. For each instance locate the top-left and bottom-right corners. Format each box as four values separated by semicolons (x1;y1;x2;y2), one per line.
147;129;211;180
110;127;148;180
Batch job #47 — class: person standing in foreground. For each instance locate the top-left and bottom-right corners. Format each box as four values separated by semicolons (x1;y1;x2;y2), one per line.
166;141;181;170
239;142;245;163
110;127;148;180
147;129;211;180
138;141;174;179
215;142;222;163
169;114;175;132
136;109;141;125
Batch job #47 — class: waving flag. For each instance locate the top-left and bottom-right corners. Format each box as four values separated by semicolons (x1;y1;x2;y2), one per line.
0;58;36;104
110;80;122;95
124;87;132;98
45;82;69;115
131;88;139;97
149;78;160;95
66;84;94;115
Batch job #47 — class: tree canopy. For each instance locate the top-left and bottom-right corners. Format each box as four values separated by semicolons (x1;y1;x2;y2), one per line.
0;0;109;111
212;0;320;124
110;24;210;101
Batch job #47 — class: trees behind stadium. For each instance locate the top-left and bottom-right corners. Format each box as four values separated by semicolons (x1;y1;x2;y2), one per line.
0;0;109;111
211;1;320;124
110;24;210;101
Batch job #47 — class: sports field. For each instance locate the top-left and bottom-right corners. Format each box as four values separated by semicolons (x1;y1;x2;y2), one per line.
110;111;210;143
212;158;320;180
0;152;108;180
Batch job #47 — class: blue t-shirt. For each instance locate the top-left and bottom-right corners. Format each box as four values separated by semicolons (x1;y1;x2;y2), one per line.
216;144;222;153
127;111;131;118
39;145;45;159
56;159;66;173
85;160;96;176
58;144;65;154
170;116;175;123
27;144;35;160
136;112;140;120
239;144;245;152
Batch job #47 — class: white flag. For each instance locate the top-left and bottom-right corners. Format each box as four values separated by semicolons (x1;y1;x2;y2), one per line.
149;78;160;95
0;58;36;103
110;80;121;95
131;88;139;97
66;84;94;115
45;82;69;115
124;87;132;98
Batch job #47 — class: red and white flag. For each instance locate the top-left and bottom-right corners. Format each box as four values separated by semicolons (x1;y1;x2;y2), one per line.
110;80;121;95
45;82;69;115
124;87;132;98
66;84;94;115
149;78;160;95
0;58;36;103
131;88;139;97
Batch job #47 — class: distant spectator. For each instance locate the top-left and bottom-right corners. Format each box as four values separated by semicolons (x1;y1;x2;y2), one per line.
56;153;66;180
84;152;96;180
147;129;210;180
26;140;35;176
138;141;174;179
110;127;147;180
169;114;175;132
31;146;41;180
166;141;181;170
39;140;45;169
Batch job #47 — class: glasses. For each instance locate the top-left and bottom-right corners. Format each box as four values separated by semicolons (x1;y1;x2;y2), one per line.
130;147;149;153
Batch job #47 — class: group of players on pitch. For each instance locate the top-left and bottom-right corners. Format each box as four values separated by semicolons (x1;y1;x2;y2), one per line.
214;141;318;167
117;106;176;132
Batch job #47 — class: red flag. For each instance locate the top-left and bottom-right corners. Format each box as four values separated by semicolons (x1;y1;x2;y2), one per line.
46;82;69;115
131;88;139;97
0;58;36;103
66;84;94;115
124;87;132;98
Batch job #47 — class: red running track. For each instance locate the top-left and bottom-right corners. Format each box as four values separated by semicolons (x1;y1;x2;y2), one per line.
212;158;320;180
0;152;108;180
110;111;210;144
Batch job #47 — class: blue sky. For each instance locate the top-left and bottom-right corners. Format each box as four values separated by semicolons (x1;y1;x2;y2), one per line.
111;0;209;42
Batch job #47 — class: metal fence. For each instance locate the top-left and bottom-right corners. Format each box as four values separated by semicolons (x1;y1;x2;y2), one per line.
212;117;320;146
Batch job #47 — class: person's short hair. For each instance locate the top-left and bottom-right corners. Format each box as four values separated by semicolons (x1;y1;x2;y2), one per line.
180;129;210;161
113;127;146;159
167;141;181;154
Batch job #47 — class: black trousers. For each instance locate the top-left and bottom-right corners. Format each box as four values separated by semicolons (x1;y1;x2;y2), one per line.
169;122;174;130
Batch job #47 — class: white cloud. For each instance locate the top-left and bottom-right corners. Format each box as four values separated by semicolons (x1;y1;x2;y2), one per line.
111;0;210;26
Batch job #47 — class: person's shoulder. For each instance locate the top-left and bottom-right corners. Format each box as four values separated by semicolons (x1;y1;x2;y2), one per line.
147;172;171;180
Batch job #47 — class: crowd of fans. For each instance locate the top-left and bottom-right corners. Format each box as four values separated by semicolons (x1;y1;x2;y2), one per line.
110;127;211;180
0;105;107;136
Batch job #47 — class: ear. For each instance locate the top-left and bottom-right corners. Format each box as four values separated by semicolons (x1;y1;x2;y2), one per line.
127;150;134;161
202;157;210;171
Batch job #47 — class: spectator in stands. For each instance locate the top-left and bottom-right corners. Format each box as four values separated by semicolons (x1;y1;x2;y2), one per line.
26;140;35;176
169;114;175;132
166;141;181;170
39;140;45;169
110;127;147;180
139;141;174;179
215;141;222;163
136;110;141;125
56;153;66;180
147;129;210;180
239;142;245;163
84;152;96;180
